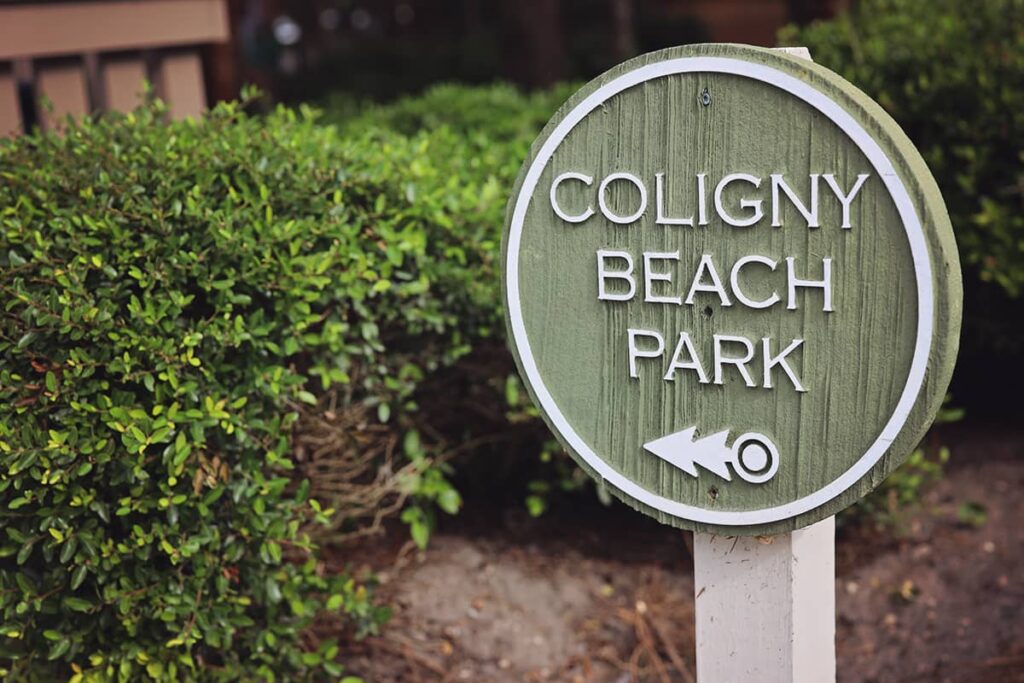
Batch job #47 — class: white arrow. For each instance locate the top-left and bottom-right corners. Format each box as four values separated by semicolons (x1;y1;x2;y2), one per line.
643;427;781;484
643;426;734;481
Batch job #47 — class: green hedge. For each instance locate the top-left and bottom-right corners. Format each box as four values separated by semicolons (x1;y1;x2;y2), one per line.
783;0;1024;297
324;83;589;512
0;97;503;680
324;82;579;143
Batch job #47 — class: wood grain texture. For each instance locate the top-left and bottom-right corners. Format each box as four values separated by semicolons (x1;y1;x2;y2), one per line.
695;516;836;681
502;44;962;535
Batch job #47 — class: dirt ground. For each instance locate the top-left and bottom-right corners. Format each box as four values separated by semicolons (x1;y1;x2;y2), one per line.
335;426;1024;682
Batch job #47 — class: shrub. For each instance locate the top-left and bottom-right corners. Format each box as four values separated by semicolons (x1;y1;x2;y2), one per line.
321;84;589;511
0;97;498;680
839;401;963;533
782;0;1024;297
324;82;579;144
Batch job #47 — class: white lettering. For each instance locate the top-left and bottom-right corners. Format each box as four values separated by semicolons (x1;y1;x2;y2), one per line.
823;173;870;229
664;332;709;383
628;328;665;378
771;174;820;228
598;172;647;225
713;334;756;387
696;173;709;226
685;254;732;307
643;251;682;305
714;173;763;227
597;250;637;301
730;255;780;309
786;256;833;312
763;338;806;392
655;173;694;226
550;172;594;223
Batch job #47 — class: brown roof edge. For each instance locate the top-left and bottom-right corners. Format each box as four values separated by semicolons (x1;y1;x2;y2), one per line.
0;0;230;61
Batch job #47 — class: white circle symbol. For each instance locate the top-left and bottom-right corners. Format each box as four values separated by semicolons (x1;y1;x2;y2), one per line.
731;434;780;485
740;443;768;472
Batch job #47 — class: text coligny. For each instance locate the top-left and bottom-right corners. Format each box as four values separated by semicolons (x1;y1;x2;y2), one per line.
549;170;871;394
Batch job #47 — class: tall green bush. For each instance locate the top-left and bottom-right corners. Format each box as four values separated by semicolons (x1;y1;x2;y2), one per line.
0;98;498;680
319;82;578;336
782;0;1024;297
325;82;579;144
322;83;583;509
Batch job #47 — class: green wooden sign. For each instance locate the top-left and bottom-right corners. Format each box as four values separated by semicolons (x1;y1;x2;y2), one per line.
502;44;962;535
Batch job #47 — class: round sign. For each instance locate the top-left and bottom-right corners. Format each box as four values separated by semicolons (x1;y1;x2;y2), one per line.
502;44;961;535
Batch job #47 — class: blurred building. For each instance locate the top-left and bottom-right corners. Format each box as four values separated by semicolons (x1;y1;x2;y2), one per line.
218;0;852;102
669;0;847;46
0;0;854;133
0;0;230;135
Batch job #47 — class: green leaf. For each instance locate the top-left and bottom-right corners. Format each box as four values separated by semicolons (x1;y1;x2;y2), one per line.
957;501;988;527
47;639;70;660
267;542;282;563
15;571;35;595
265;578;282;604
16;332;37;350
504;374;520;406
16;543;32;565
71;566;88;590
437;489;462;515
525;495;547;517
402;429;421;458
410;519;429;549
63;597;94;613
59;537;76;563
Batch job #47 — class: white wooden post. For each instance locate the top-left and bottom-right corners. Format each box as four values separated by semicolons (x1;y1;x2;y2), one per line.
693;516;836;682
691;45;835;683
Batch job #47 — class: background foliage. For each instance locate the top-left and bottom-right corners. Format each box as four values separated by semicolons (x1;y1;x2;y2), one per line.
324;82;579;143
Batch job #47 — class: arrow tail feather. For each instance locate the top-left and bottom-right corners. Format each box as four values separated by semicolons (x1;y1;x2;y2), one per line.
643;425;734;481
